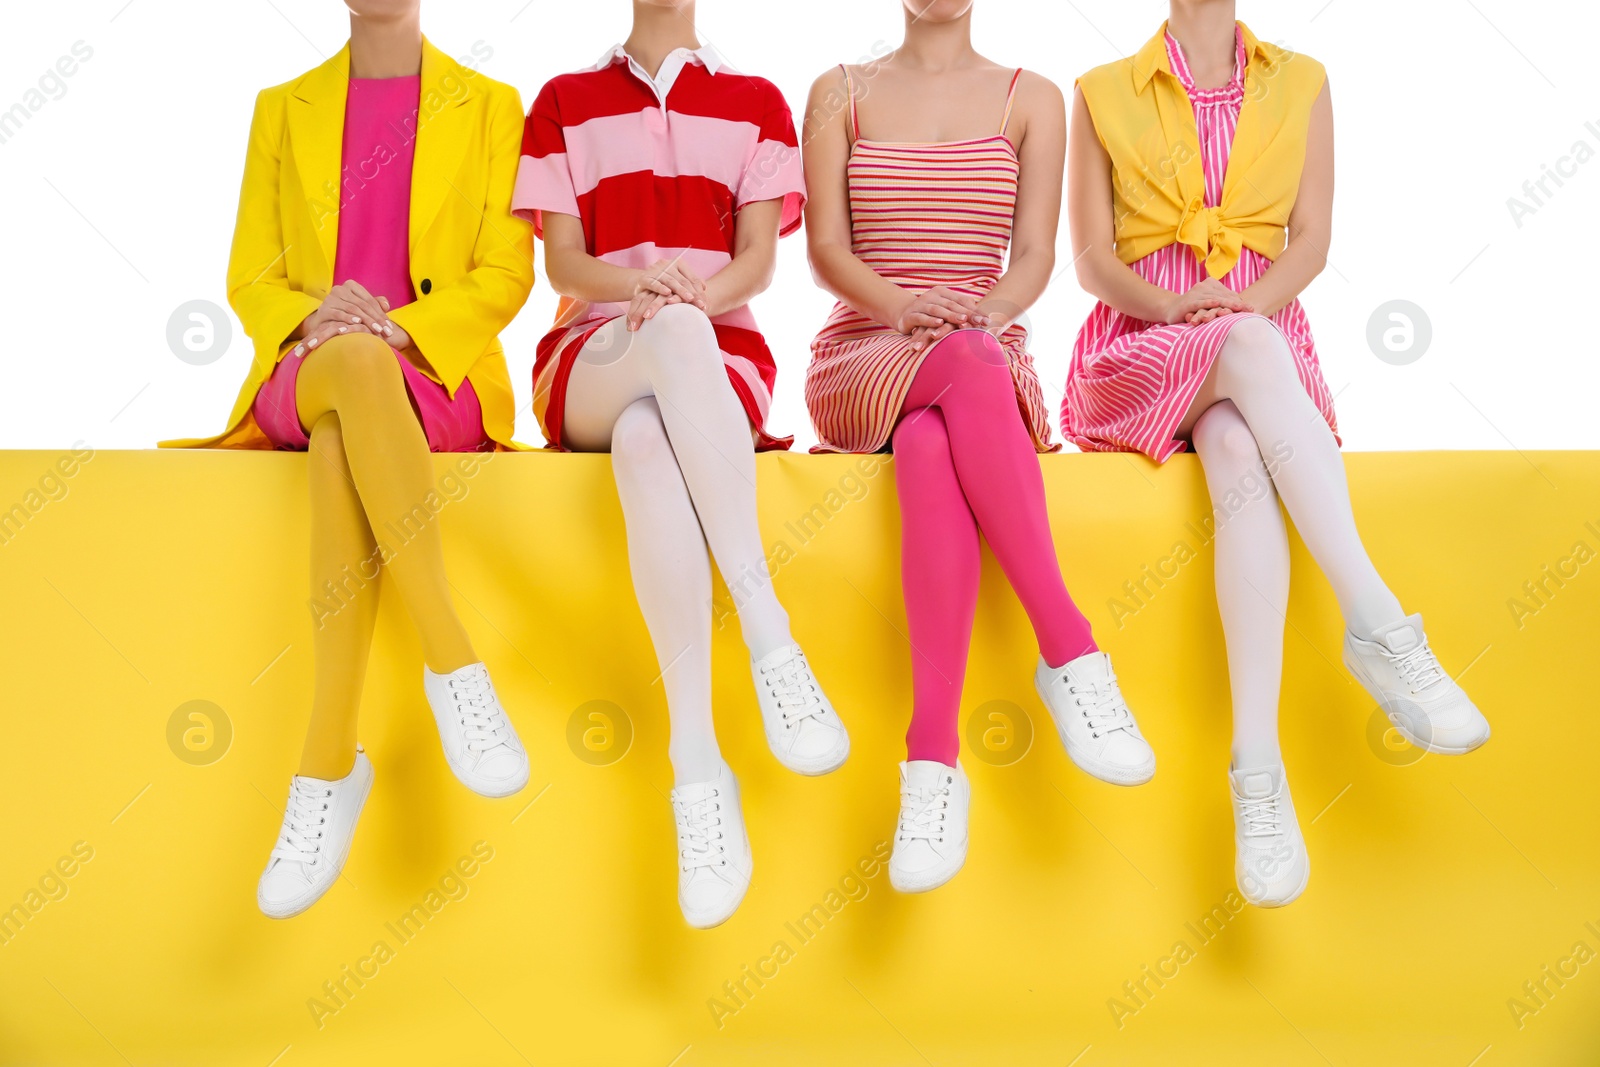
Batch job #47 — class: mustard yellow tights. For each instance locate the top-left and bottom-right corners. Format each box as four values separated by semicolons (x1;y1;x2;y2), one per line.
293;333;477;780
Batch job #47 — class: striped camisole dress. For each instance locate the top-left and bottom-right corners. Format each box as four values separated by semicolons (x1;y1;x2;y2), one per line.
805;67;1056;455
1061;28;1339;463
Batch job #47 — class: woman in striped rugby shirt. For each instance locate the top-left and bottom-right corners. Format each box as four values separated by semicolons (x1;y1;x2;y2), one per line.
1064;0;1490;907
513;0;849;929
803;0;1156;895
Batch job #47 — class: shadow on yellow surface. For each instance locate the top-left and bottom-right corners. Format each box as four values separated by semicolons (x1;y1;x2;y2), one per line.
0;449;1596;1065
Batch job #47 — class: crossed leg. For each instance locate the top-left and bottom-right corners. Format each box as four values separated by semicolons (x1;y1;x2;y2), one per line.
1182;316;1404;767
563;304;793;785
293;333;478;778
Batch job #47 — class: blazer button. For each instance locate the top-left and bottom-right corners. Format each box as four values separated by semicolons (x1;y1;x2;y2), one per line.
419;278;432;295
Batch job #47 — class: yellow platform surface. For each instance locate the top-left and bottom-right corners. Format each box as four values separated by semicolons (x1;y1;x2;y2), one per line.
1;448;1597;1066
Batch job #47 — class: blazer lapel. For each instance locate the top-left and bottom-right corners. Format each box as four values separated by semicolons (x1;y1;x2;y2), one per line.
285;46;350;281
409;39;474;253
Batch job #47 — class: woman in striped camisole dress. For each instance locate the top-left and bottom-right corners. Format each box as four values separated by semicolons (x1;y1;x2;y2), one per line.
1065;5;1490;908
803;0;1156;896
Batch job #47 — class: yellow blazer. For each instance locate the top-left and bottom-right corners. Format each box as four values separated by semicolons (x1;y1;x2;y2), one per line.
1077;21;1326;280
164;39;534;450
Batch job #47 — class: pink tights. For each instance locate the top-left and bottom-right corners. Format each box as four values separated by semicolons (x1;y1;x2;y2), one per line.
893;329;1097;765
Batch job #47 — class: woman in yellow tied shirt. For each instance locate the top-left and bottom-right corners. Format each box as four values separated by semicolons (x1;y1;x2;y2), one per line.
1062;1;1490;907
165;0;535;918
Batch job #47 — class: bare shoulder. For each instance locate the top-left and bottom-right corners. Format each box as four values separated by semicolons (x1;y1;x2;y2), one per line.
804;65;854;139
1012;69;1065;114
1007;69;1066;145
808;64;852;101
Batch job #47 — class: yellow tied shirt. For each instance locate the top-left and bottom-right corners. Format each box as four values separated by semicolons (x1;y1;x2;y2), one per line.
1077;21;1326;280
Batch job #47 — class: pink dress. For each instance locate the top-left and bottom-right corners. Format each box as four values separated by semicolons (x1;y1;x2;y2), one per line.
252;75;488;453
1060;29;1338;463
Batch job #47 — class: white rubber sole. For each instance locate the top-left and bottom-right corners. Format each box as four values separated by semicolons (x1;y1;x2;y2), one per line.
890;841;969;894
1342;649;1491;756
1063;742;1157;786
1238;850;1311;909
1036;677;1156;785
446;754;531;799
257;768;374;920
770;731;851;776
681;856;752;930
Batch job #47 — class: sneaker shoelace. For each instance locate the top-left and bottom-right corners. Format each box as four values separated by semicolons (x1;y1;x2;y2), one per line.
760;651;826;730
1066;674;1136;739
448;672;512;755
674;790;728;873
898;777;953;845
1385;639;1447;694
1239;793;1284;839
270;778;332;868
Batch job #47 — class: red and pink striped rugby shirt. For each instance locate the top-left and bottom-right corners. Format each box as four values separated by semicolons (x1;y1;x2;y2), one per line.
513;45;806;450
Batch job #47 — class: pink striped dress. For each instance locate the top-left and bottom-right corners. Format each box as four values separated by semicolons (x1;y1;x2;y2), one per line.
1061;28;1338;462
806;67;1055;454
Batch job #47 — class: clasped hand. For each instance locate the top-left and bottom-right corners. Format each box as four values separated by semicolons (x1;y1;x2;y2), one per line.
292;281;410;357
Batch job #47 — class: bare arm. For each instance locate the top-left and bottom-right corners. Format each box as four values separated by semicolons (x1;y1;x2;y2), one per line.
976;71;1064;329
542;211;708;327
801;67;927;330
1068;86;1182;323
703;198;782;318
541;213;654;304
1238;79;1334;317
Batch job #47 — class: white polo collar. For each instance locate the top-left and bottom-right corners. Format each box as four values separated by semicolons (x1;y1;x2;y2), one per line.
595;42;734;100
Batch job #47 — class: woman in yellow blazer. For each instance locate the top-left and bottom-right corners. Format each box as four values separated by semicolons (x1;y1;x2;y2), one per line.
165;1;535;919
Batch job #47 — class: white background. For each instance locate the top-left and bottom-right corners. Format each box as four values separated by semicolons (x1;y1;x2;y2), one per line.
1;0;1595;453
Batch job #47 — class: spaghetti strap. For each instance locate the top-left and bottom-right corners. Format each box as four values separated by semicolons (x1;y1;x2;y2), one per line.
840;63;858;144
998;68;1023;136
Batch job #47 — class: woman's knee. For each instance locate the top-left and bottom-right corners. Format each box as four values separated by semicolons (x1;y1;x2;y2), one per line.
1190;401;1264;470
610;398;675;474
301;332;404;401
932;328;1009;366
919;329;1013;399
1213;316;1296;391
305;412;356;483
637;302;719;359
892;408;953;466
307;412;348;462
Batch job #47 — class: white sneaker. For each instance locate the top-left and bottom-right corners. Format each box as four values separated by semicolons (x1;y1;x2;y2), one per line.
1035;651;1156;785
671;763;753;929
1230;764;1310;908
257;749;374;919
750;643;849;775
889;760;971;893
1343;613;1490;755
423;662;530;797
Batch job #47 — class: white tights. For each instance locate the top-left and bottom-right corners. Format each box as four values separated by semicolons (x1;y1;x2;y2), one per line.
563;304;793;785
1183;317;1405;770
